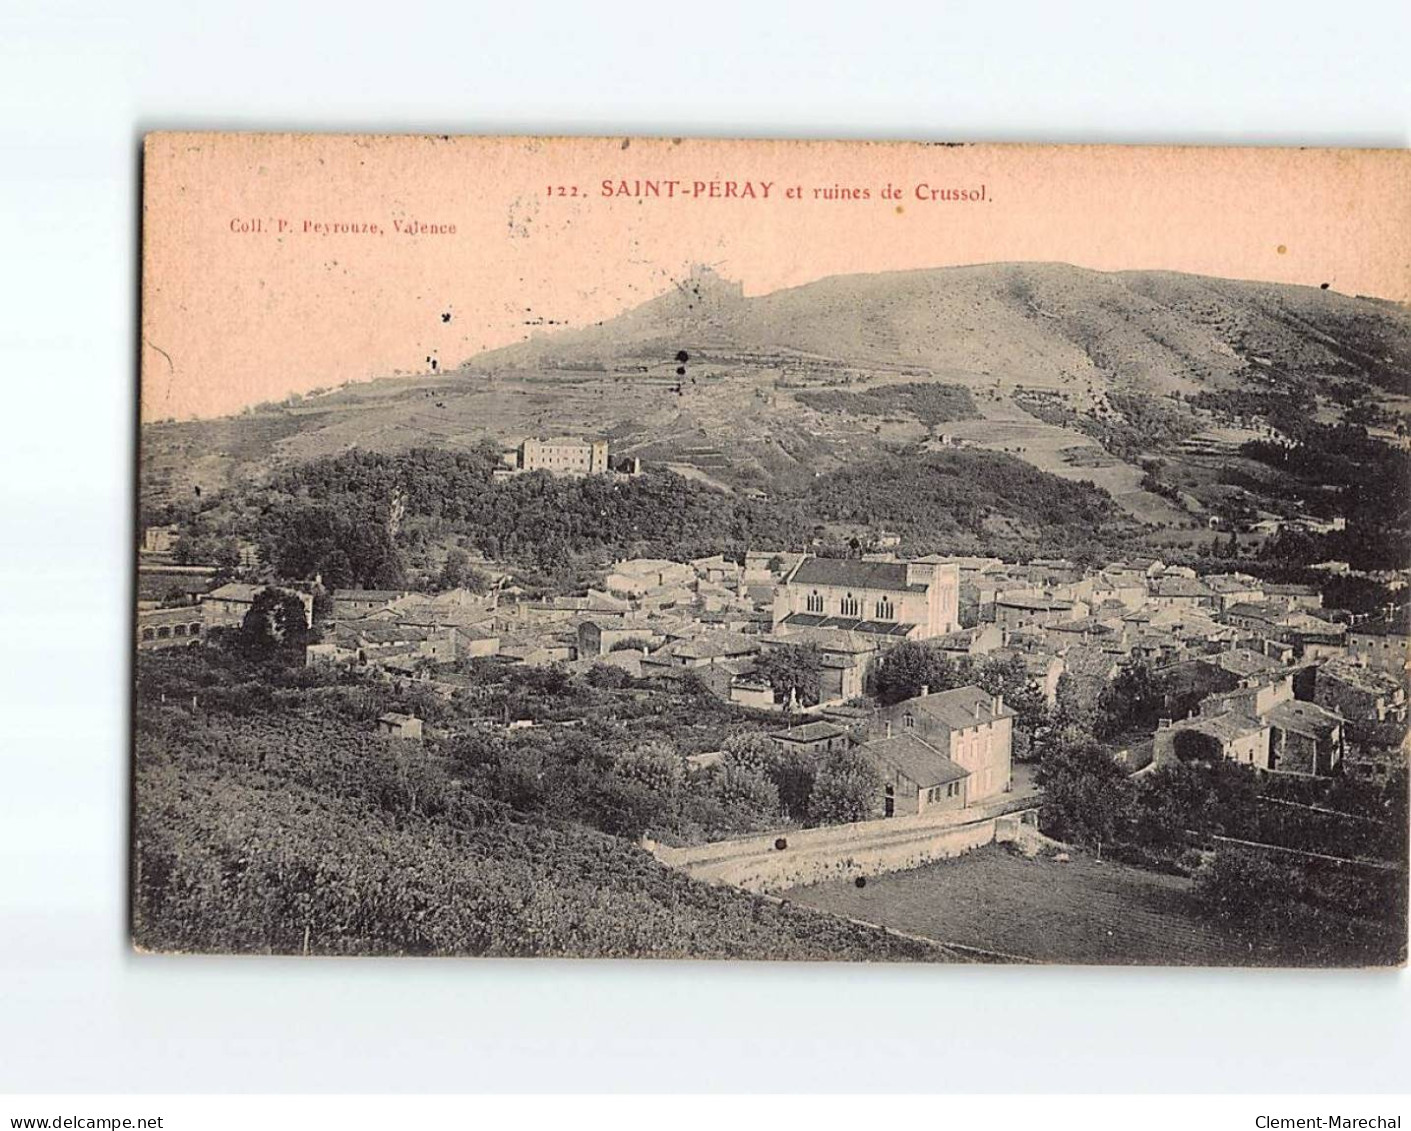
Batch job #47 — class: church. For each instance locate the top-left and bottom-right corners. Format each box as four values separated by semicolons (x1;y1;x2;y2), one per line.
770;556;961;641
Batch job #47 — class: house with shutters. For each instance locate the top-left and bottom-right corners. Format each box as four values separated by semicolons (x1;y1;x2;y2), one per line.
862;731;973;816
1348;608;1411;673
871;684;1014;804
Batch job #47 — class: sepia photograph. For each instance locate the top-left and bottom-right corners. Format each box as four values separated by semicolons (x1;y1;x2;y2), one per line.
133;135;1410;967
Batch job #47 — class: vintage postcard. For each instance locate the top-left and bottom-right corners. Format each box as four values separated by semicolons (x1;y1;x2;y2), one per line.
136;134;1409;964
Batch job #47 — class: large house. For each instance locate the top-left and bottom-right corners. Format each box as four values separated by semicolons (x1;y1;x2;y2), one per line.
772;557;960;641
500;436;609;477
136;606;205;650
863;731;973;816
1348;609;1410;673
872;684;1014;804
201;583;313;631
1154;674;1344;777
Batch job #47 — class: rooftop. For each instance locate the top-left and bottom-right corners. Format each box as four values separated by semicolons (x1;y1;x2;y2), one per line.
206;582;263;602
863;732;970;789
894;684;1014;730
1353;608;1411;637
780;612;916;637
770;720;848;743
790;557;924;593
333;588;408;602
1267;699;1342;739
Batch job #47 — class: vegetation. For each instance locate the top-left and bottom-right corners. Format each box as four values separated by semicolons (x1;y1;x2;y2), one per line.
808;746;884;826
870;643;1049;754
1013;388;1199;461
795;381;980;427
1241;424;1411;571
132;648;935;960
1034;726;1406;961
166;441;1133;593
806;447;1123;559
752;643;823;709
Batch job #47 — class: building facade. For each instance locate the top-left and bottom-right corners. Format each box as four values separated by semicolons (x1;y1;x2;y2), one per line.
873;685;1014;803
516;436;609;476
772;557;960;640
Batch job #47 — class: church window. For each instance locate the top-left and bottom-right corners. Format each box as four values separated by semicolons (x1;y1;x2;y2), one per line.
840;592;860;617
806;590;824;614
874;597;894;620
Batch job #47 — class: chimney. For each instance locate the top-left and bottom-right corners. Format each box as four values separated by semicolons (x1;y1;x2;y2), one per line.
993;694;1003;717
885;720;893;739
920;684;930;697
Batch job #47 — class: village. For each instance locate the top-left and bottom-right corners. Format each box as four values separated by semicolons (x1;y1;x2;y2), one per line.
134;436;1411;873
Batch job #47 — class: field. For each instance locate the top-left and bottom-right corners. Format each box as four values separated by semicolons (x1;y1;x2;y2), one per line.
785;844;1395;967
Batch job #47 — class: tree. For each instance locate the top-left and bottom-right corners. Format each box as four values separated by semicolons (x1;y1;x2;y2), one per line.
438;547;470;590
1130;760;1258;849
612;741;683;797
238;589;313;657
808;747;882;825
722;731;777;773
1037;736;1134;848
724;732;819;821
711;761;781;818
975;654;1049;737
752;644;823;708
1192;849;1298;925
1096;659;1163;739
872;641;957;705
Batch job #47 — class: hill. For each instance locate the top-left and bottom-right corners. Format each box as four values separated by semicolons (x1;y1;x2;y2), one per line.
132;653;944;961
140;263;1411;547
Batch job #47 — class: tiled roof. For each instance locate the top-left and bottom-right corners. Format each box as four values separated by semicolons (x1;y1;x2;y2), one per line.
898;684;1014;730
663;631;759;660
1320;659;1405;696
1173;712;1268;743
863;733;970;788
1267;699;1342;739
1352;608;1411;636
207;582;263;602
770;720;847;743
1213;649;1287;679
1152;577;1215;598
781;613;915;637
333;589;407;602
790;557;918;592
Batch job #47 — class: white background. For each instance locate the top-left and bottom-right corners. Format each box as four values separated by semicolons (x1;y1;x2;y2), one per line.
1;0;1408;1095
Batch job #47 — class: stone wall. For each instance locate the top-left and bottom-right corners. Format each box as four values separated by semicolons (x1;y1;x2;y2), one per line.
648;805;1035;893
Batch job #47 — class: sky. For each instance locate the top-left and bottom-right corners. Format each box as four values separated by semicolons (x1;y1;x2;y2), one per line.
141;135;1411;421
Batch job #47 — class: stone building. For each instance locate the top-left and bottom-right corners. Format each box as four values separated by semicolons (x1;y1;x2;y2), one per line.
1348;609;1410;673
772;556;960;640
511;436;609;476
136;606;205;650
863;731;971;817
201;583;313;631
872;684;1014;804
376;713;423;741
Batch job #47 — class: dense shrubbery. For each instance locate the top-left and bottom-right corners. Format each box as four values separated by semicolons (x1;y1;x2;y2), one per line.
1241;424;1411;571
132;653;938;960
1194;847;1406;953
1036;731;1407;958
806;448;1122;557
179;444;1133;592
1013;389;1199;461
795;382;980;427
